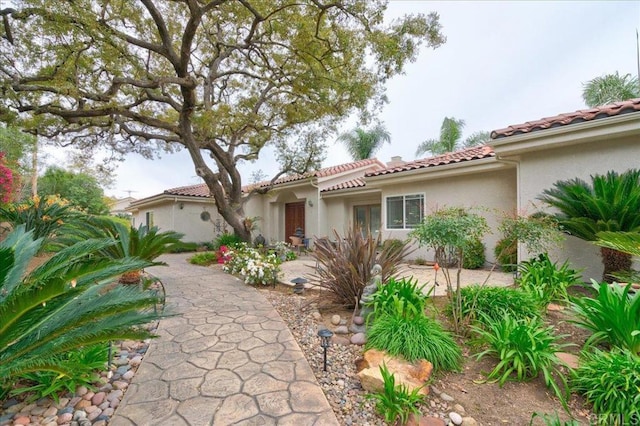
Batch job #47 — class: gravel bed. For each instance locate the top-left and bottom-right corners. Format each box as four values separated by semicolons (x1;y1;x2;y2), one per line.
260;289;457;426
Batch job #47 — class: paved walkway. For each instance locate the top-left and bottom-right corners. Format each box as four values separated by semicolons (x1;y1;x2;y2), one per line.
111;253;339;426
281;255;514;296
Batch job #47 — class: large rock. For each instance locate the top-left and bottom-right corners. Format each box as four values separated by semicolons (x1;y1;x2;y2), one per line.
356;349;433;396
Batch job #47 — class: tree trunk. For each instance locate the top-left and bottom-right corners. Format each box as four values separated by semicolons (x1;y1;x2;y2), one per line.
600;247;632;283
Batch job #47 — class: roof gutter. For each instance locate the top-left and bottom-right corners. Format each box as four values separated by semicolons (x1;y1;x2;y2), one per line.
364;157;507;186
491;112;640;156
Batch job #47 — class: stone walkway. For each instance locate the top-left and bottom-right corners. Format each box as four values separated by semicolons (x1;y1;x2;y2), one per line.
110;253;339;426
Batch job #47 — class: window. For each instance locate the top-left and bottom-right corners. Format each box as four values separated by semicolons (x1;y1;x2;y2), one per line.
386;194;424;229
145;211;154;229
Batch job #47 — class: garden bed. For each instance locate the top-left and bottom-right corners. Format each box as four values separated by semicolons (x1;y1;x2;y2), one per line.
260;283;595;425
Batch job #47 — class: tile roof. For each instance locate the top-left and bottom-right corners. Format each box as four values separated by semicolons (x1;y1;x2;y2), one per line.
321;178;366;193
160;159;385;197
491;98;640;139
253;158;386;187
164;183;211;197
366;145;495;177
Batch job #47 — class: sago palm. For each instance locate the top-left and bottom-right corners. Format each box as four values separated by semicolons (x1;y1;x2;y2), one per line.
539;169;640;282
0;225;163;389
337;124;391;160
61;216;183;283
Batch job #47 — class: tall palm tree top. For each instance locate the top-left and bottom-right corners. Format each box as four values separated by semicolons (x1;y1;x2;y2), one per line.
337;124;391;161
415;117;489;157
582;72;640;108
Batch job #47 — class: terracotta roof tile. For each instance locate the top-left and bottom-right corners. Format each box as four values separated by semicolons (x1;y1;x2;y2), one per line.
366;145;495;177
164;183;211;197
321;178;366;193
491;98;640;139
162;159;386;197
250;158;385;188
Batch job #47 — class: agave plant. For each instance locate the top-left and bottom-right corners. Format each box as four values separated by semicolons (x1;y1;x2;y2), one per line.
0;225;163;391
61;216;183;284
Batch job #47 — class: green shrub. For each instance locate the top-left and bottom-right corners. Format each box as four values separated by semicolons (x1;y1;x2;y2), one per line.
453;285;541;326
530;412;581;426
413;257;427;266
367;363;423;425
494;237;517;272
311;227;412;308
11;344;108;402
517;253;581;306
0;226;163;397
472;314;570;409
189;251;218;266
366;313;461;371
168;241;199;253
571;348;640;421
0;195;79;249
214;232;243;249
368;277;430;321
462;238;485;269
570;280;640;354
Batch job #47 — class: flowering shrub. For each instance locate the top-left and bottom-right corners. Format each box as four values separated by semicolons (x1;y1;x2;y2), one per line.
217;245;232;264
270;240;296;261
223;243;281;286
0;153;14;204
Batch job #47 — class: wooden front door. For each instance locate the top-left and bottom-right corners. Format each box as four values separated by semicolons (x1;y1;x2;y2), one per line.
285;202;306;239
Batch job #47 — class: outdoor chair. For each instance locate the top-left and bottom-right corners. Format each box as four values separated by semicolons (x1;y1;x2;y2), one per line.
289;236;305;253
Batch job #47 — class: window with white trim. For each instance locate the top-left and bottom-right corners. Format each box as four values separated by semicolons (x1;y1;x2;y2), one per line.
386;194;424;229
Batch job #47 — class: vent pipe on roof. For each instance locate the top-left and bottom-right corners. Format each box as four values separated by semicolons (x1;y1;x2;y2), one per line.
387;156;406;167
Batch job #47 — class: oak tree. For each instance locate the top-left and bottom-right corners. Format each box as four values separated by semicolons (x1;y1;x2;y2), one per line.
0;1;444;240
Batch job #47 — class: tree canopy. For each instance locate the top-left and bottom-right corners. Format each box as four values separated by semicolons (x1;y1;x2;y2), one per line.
582;72;640;107
415;117;489;157
0;1;445;240
337;124;391;160
38;166;110;215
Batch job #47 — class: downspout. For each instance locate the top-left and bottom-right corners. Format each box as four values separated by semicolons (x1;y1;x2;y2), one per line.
495;155;522;264
172;197;177;231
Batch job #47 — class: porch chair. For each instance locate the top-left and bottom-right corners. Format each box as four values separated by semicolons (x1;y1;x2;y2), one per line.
289;236;305;254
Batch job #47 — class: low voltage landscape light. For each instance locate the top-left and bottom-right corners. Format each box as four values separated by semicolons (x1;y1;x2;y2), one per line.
317;329;334;371
291;277;307;294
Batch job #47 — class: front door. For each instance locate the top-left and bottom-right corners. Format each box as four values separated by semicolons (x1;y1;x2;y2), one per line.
354;204;381;236
285;202;306;240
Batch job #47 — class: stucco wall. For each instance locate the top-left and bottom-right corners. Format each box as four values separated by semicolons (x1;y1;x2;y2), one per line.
517;134;640;281
131;199;220;243
376;167;517;264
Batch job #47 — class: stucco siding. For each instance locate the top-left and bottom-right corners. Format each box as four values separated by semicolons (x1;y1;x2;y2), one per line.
131;199;220;243
378;168;517;264
517;135;640;281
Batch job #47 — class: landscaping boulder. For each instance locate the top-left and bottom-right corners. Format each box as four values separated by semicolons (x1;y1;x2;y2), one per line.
356;348;433;396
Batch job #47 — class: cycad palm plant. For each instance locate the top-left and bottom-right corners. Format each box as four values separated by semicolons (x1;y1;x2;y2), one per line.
62;216;183;284
0;226;163;391
539;169;640;282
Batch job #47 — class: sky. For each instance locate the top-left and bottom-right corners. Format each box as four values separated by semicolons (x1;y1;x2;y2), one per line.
98;1;640;199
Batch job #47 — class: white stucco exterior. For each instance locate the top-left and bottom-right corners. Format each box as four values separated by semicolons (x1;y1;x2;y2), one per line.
127;195;223;243
492;113;640;281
